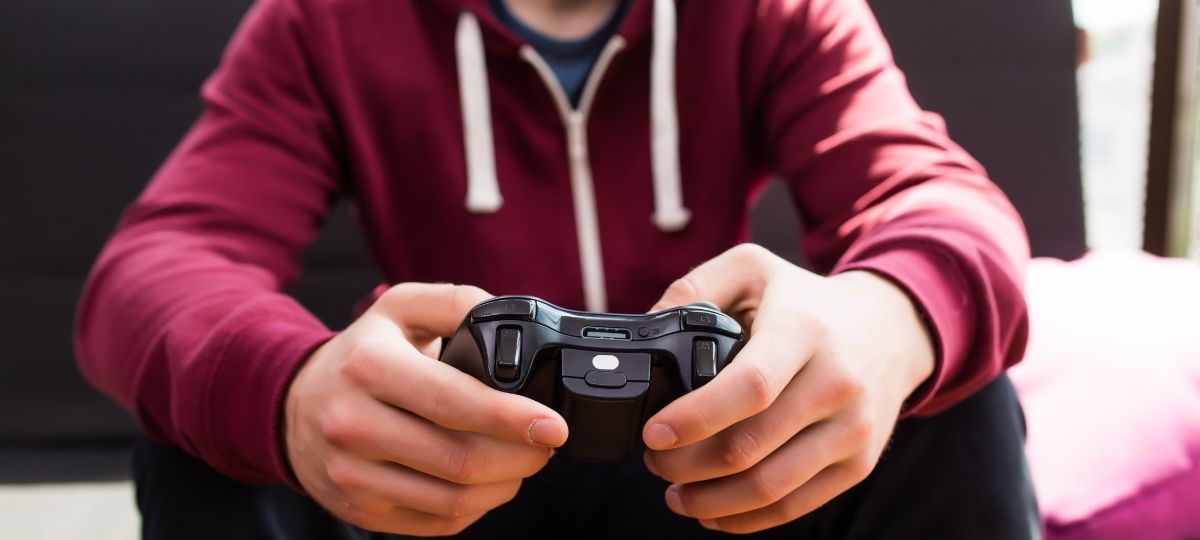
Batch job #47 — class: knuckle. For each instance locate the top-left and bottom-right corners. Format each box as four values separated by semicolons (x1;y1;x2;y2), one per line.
338;503;370;528
445;438;487;484
743;362;779;414
320;403;362;447
499;480;523;505
775;495;812;526
831;374;865;404
746;465;787;505
439;485;474;518
666;275;702;304
340;339;385;387
841;411;873;447
767;500;800;527
844;454;875;483
344;502;391;532
820;358;863;404
780;311;826;348
803;315;829;342
730;243;764;260
719;429;763;472
440;515;480;536
732;243;774;266
324;456;358;491
425;375;463;426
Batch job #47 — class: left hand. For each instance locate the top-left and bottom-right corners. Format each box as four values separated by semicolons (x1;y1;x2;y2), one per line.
642;244;936;534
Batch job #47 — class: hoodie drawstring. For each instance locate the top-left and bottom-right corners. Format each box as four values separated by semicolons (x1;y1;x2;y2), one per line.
648;0;690;232
457;12;503;213
454;2;688;232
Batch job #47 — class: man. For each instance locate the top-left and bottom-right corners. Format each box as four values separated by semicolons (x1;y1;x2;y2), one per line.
76;0;1040;538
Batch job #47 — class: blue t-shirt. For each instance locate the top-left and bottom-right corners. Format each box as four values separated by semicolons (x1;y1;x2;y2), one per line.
491;0;631;107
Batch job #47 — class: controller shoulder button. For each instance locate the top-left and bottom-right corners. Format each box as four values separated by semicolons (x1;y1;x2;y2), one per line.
682;309;742;337
471;298;536;323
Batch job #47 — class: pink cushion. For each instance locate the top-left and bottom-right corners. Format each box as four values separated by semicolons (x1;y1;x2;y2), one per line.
1010;251;1200;539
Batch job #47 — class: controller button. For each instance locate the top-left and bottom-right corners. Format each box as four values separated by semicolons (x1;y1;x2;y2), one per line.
683;310;742;336
592;354;620;370
562;350;651;381
472;298;536;323
584;370;628;389
693;339;718;379
494;327;521;381
637;326;650;337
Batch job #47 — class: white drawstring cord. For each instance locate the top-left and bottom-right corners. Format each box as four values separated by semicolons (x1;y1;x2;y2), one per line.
456;12;503;213
455;2;689;231
650;0;690;232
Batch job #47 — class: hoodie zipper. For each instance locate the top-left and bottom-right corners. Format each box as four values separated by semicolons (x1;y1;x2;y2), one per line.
520;38;626;313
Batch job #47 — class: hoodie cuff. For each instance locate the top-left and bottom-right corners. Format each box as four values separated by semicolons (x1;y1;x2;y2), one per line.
200;301;335;491
832;246;973;417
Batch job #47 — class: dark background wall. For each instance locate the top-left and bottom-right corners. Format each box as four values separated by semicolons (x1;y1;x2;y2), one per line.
0;0;1083;481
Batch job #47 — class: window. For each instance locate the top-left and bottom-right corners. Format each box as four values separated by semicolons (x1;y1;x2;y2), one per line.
1073;0;1159;252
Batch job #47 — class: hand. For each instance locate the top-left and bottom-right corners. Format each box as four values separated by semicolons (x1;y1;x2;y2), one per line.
642;244;935;533
285;283;569;536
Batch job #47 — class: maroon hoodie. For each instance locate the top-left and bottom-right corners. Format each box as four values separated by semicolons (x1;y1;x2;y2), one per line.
75;0;1030;487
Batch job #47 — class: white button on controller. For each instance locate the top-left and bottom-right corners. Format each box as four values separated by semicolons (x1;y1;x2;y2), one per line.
592;354;620;370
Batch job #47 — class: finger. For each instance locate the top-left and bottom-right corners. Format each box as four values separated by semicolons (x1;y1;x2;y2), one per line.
371;283;493;342
344;332;568;447
332;456;522;519
649;244;780;313
325;395;553;484
699;463;857;534
342;504;487;537
642;314;816;450
646;353;853;483
664;414;864;520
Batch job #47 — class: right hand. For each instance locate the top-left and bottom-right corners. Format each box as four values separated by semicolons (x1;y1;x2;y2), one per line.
284;283;568;536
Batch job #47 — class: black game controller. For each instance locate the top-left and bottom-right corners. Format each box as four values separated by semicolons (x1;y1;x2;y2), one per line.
439;296;746;462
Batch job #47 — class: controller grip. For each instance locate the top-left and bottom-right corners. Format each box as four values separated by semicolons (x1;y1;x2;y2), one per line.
558;378;650;461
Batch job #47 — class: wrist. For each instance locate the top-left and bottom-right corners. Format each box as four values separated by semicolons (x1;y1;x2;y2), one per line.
831;270;936;397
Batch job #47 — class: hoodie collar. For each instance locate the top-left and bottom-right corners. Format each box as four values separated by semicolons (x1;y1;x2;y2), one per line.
438;0;654;56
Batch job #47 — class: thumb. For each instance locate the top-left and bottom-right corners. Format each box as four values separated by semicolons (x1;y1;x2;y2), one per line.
650;244;779;313
371;283;493;342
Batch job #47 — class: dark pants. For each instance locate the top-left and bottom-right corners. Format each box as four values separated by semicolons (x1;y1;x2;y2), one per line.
134;375;1041;539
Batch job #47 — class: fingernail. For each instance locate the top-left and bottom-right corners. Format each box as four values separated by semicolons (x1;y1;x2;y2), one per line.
645;423;678;450
665;484;686;515
643;451;660;476
528;419;565;447
699;519;719;530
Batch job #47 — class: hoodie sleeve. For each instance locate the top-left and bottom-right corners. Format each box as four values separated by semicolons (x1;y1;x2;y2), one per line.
75;0;338;486
750;0;1030;416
